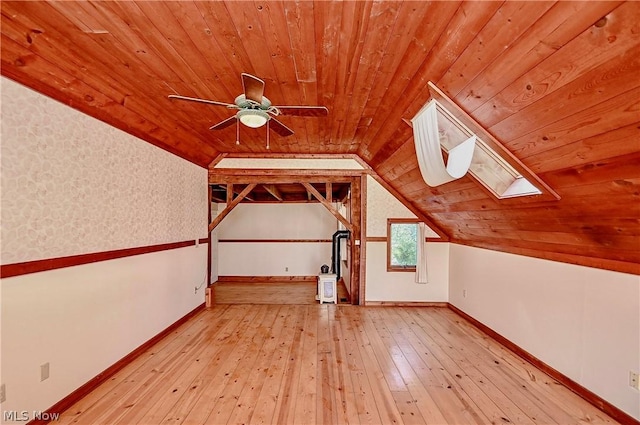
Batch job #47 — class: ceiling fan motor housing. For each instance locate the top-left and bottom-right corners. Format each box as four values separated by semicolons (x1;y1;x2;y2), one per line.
234;94;272;110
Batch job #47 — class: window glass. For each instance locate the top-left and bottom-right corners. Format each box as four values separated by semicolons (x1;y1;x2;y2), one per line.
388;221;418;271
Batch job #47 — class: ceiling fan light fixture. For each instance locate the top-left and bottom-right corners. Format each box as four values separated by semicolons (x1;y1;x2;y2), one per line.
237;109;269;128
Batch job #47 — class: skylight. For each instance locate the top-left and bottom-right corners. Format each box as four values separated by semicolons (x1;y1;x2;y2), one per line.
433;100;542;199
409;82;559;201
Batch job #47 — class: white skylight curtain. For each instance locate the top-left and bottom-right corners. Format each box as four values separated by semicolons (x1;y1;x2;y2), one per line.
415;222;428;284
412;100;476;187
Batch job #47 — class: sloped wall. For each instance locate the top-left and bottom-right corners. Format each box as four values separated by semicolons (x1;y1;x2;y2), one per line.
0;77;208;419
449;244;640;420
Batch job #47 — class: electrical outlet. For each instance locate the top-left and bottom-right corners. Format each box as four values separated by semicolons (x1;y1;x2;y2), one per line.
463;289;467;298
630;371;639;390
285;267;289;272
41;362;50;381
1;383;6;403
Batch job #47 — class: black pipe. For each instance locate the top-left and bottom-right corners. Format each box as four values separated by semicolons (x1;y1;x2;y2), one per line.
331;230;350;280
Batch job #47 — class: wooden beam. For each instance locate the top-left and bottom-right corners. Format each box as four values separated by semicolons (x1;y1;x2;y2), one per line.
359;174;367;305
350;176;363;305
302;182;353;233
210;174;354;185
208;152;228;169
262;184;283;201
325;182;333;203
210;168;368;178
226;183;234;204
209;183;257;232
218;153;364;160
207;183;212;287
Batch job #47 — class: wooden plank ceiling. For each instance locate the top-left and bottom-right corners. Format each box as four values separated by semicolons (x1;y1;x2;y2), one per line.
2;1;638;273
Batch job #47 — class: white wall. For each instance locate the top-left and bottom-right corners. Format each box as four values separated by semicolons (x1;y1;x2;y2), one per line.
218;242;332;276
0;246;207;420
449;244;640;420
216;203;337;277
0;77;208;420
366;242;449;302
365;176;448;303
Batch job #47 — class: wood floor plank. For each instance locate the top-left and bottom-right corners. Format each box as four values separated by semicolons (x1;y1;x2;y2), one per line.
180;305;273;425
158;305;262;424
328;306;360;424
433;308;620;424
413;308;570;424
390;307;500;425
128;307;255;424
202;305;284;425
62;306;234;425
124;307;250;424
213;279;351;305
271;305;309;425
338;307;381;425
239;304;298;425
292;304;319;425
56;304;623;425
366;308;444;425
55;307;225;425
393;308;537;425
207;305;291;425
316;304;339;425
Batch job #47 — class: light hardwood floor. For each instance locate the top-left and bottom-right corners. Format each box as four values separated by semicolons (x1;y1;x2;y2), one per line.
213;280;350;305
56;304;619;425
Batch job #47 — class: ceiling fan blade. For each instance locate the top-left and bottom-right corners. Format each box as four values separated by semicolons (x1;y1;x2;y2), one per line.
269;117;294;137
169;94;235;108
209;116;237;130
274;106;328;117
242;73;265;103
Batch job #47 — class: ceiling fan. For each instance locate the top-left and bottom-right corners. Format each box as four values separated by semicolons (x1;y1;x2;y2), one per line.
168;73;328;144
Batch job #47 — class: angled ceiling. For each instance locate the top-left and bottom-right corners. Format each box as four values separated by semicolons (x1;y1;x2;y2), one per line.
1;1;638;273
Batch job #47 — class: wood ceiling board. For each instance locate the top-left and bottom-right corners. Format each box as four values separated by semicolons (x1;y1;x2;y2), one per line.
523;124;640;174
509;87;640;161
1;1;219;166
450;1;623;111
338;0;405;153
452;239;640;276
356;1;501;163
436;1;556;99
472;2;638;128
540;152;640;189
2;1;638;273
489;45;640;151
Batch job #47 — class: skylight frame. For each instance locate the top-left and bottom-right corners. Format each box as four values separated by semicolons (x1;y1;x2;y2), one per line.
422;82;560;202
433;100;541;199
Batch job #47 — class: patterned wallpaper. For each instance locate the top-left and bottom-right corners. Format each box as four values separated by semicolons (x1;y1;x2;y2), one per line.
366;176;439;238
1;77;208;265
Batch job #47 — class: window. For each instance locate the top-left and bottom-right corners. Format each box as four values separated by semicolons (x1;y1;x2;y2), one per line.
387;219;418;272
408;82;560;202
433;100;542;198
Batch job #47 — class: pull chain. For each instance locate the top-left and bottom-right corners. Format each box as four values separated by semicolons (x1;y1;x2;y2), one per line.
236;118;240;145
